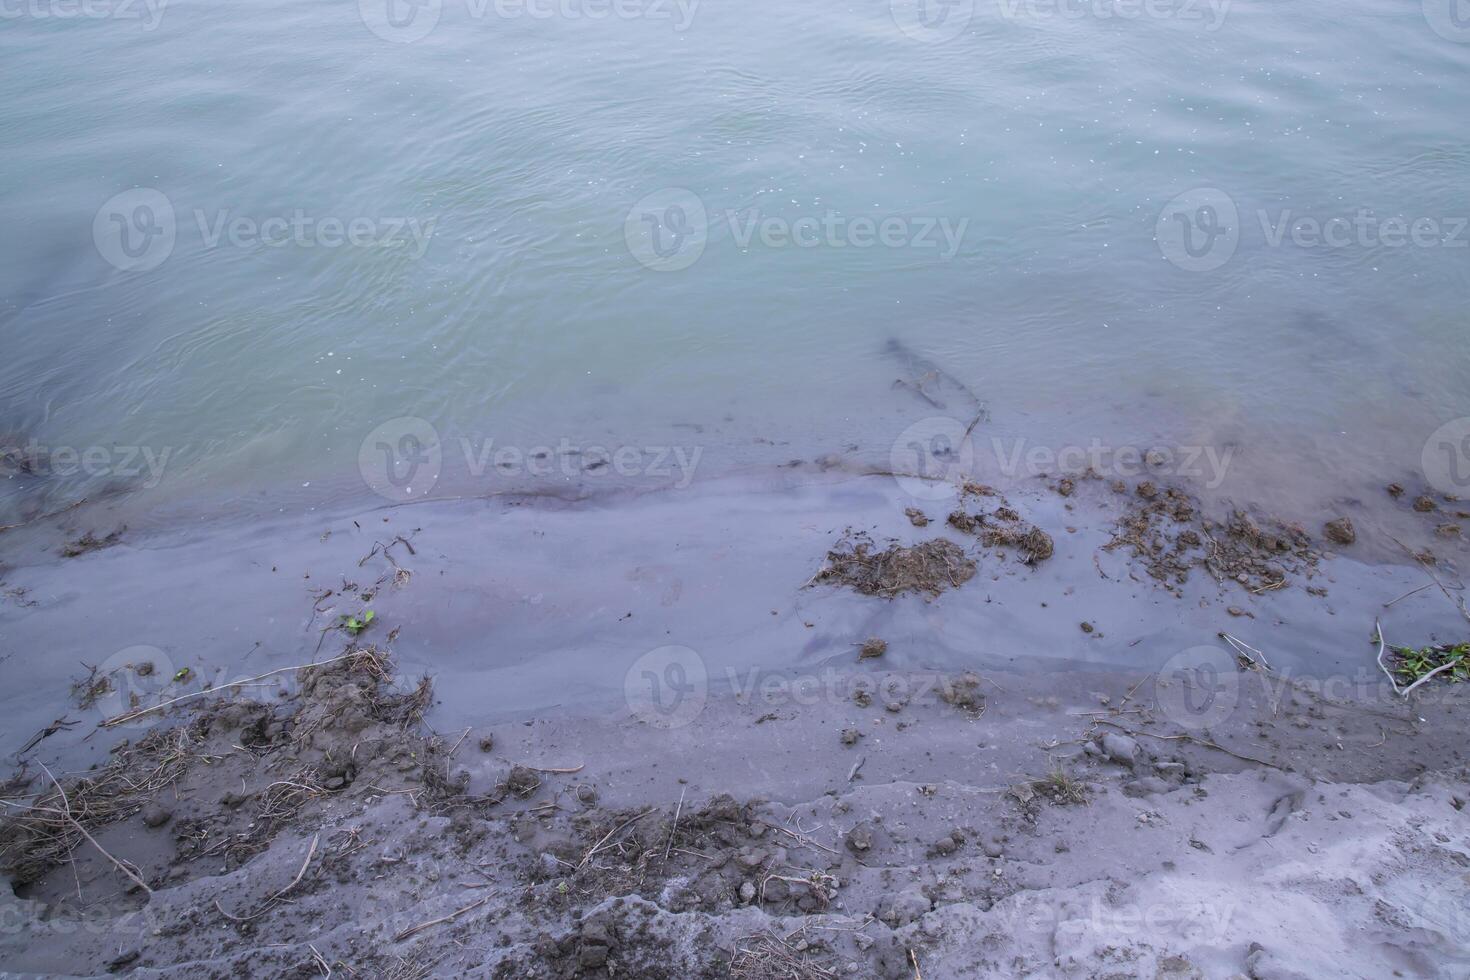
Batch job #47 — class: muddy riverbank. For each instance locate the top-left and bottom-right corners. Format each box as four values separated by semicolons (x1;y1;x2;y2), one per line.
2;465;1469;976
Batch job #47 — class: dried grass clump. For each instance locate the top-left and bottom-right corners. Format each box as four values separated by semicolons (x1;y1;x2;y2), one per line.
813;534;975;598
0;726;201;885
729;932;840;980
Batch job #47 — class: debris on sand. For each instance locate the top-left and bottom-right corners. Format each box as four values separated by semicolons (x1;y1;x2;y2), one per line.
1105;483;1319;595
982;522;1054;564
812;533;975;598
68;663;113;709
857;637;887;660
1;646;455;888
1324;517;1356;546
949;505;1054;565
939;672;985;717
60;527;124;558
1204;510;1318;592
1413;495;1438;513
903;507;929;527
503;765;542;799
1029;768;1090;807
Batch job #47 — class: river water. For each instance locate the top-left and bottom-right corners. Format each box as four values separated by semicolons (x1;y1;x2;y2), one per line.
1;0;1468;523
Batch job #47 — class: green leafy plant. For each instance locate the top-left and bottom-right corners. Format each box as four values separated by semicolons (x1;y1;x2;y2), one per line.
340;609;375;636
1391;642;1470;684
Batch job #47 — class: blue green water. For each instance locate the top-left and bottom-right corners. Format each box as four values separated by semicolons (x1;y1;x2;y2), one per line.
1;0;1468;521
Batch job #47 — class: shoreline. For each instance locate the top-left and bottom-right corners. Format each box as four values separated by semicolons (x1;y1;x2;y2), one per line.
2;465;1469;976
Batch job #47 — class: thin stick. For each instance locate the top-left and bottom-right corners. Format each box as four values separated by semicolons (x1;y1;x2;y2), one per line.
35;762;151;895
517;764;583;774
392;895;491;943
267;833;320;903
0;497;87;534
1384;583;1434;608
1390;535;1470;627
216;833;321;921
579;808;656;869
1219;632;1271;671
664;787;686;862
100;652;360;727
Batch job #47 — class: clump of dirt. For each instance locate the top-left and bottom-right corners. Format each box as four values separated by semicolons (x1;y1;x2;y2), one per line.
858;637;887;660
944;484;1055;565
503;765;543;799
1324;517;1356;546
948;504;1054;565
903;507;929;527
939;672;985;717
812;533;975;598
1204;510;1317;592
59;527;124;557
1105;482;1319;595
982;522;1054;564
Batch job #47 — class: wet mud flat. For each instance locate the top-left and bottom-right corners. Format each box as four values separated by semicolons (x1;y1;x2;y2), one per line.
1;464;1470;976
1;650;1468;978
